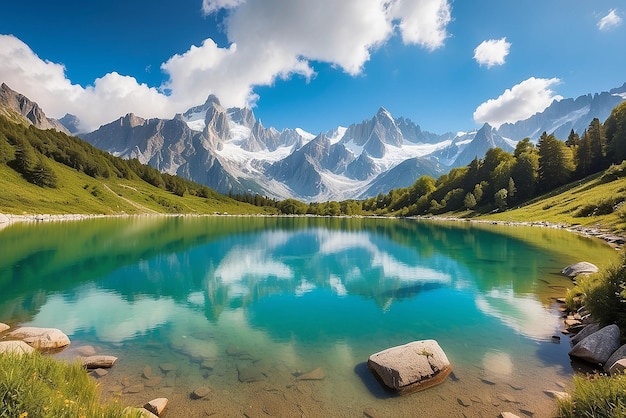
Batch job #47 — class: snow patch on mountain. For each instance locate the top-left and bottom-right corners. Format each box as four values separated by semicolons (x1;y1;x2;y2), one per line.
295;127;315;141
328;126;347;144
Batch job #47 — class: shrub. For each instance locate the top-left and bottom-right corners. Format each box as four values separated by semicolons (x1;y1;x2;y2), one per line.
575;197;625;217
581;253;626;331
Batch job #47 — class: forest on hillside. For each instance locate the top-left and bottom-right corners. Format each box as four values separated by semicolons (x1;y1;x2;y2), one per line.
0;116;219;200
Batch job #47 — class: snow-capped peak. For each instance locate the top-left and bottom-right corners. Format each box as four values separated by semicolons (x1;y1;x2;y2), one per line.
295;127;315;141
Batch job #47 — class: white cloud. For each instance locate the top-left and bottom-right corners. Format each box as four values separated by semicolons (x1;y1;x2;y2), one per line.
473;77;563;128
202;0;245;15
389;0;452;50
0;0;453;132
598;9;622;31
0;35;174;131
473;37;511;68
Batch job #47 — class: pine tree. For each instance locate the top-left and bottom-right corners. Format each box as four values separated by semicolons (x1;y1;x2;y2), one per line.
605;101;626;164
13;138;38;176
511;140;538;200
537;132;574;192
587;118;607;172
30;157;58;188
576;130;593;178
565;129;580;147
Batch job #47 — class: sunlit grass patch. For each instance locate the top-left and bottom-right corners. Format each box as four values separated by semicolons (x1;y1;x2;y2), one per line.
0;351;140;418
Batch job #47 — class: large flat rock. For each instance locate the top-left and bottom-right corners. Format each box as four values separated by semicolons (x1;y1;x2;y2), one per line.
7;327;70;350
561;262;599;278
368;340;451;395
0;340;35;355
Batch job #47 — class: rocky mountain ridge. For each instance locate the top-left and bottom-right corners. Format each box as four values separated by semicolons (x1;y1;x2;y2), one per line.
0;83;69;134
1;82;624;202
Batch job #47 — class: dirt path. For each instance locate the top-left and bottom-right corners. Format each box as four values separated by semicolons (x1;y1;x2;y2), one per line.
102;183;160;214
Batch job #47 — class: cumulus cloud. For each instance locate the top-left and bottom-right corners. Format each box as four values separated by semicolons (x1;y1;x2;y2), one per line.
0;0;453;132
473;77;562;128
598;9;622;31
473;38;511;68
389;0;452;50
0;35;174;131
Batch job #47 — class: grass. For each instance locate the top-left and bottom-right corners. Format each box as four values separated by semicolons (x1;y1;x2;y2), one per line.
482;166;626;235
0;351;140;418
557;373;626;418
0;159;275;216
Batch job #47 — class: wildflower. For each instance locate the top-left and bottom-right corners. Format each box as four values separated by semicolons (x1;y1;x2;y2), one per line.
19;413;28;418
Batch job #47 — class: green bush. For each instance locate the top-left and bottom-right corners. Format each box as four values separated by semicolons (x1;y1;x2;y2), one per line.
580;253;626;332
0;351;139;418
575;197;624;217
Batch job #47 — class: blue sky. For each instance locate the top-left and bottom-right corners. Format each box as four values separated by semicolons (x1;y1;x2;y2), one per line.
0;0;624;134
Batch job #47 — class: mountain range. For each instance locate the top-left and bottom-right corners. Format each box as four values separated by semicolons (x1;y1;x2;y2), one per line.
1;82;624;202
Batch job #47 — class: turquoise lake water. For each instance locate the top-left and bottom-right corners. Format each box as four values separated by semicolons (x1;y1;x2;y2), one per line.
0;216;619;417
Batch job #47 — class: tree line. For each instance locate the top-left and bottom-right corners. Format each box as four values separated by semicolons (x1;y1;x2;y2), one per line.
265;101;626;216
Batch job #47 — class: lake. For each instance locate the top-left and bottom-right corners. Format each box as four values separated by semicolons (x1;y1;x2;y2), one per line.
0;216;619;417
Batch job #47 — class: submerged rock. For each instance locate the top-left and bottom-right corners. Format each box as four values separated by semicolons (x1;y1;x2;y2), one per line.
238;364;265;383
191;386;211;399
144;377;163;387
159;363;178;373
91;368;109;378
297;367;325;381
73;345;97;356
82;355;118;369
367;340;452;395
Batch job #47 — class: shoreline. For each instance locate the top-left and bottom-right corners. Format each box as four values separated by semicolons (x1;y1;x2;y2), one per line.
2;211;622;250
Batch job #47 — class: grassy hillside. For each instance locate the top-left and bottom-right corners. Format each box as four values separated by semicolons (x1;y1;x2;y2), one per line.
0;117;273;216
481;163;626;234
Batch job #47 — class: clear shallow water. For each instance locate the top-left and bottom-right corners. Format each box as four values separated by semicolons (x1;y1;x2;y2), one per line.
0;216;619;417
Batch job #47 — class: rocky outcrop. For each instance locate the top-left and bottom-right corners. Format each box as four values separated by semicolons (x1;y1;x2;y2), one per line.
561;262;599;278
367;340;452;395
568;324;620;365
7;327;70;350
0;83;69;133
